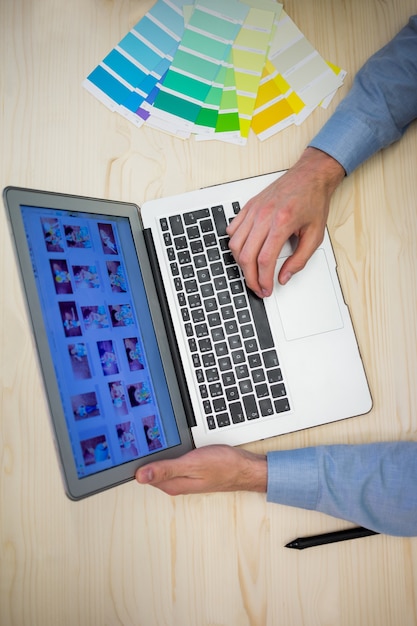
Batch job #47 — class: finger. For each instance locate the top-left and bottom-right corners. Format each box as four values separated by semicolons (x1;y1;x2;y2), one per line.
229;212;284;296
226;204;258;259
226;195;254;236
255;227;293;296
136;461;208;496
225;204;247;236
149;477;200;496
136;458;184;485
278;229;324;285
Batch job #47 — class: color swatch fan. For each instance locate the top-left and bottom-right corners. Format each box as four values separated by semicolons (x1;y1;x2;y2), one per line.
83;1;346;144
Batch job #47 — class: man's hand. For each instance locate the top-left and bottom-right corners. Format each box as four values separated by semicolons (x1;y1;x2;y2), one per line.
135;445;267;496
226;147;345;297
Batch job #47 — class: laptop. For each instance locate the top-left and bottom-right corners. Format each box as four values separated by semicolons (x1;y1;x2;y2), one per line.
3;173;372;499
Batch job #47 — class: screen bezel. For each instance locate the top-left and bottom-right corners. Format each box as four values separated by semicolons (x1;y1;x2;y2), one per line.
3;186;194;500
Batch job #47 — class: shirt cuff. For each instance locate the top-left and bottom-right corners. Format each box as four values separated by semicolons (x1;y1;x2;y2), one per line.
308;108;385;176
266;447;319;510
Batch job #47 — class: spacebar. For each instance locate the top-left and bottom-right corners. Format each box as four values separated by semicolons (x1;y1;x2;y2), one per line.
246;289;274;349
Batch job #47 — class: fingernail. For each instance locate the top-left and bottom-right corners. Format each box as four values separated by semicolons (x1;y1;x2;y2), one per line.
281;271;292;285
261;288;271;297
139;468;154;483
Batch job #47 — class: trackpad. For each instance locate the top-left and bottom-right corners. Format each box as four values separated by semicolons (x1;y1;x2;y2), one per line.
273;249;343;340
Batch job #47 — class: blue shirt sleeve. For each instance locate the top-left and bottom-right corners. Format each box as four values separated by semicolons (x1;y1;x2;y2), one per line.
267;442;417;536
309;15;417;175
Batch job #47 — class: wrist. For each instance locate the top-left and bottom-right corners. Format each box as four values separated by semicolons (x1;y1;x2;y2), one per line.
298;146;346;193
239;450;268;493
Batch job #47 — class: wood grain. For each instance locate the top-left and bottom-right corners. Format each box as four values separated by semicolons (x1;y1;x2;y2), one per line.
1;1;417;625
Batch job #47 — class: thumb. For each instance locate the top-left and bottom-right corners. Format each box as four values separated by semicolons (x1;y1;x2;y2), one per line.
278;230;323;285
135;459;181;485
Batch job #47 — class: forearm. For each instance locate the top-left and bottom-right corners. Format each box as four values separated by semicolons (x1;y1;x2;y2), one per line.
309;15;417;175
267;442;417;536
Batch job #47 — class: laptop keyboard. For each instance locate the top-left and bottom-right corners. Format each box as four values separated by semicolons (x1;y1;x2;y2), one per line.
159;203;290;430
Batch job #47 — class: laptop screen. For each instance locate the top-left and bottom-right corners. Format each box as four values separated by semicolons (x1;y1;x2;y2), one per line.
20;203;182;479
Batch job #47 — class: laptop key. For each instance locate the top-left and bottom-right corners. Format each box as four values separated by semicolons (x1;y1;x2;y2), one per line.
216;413;231;428
200;219;214;233
271;383;286;397
239;379;253;394
241;324;254;339
243;395;259;420
255;383;269;398
222;371;236;386
214;341;228;356
226;266;240;280
202;353;215;367
207;312;221;327
252;368;265;383
263;349;279;368
180;264;194;279
181;308;190;322
211;205;228;236
236;364;249;379
226;386;239;401
184;208;210;224
214;276;227;291
248;353;262;368
247;289;274;349
207;248;220;262
178;250;191;264
201;283;214;298
225;320;238;335
169;215;184;235
160;217;169;231
188;294;201;308
267;368;282;383
230;401;245;423
230;280;243;294
198;338;212;353
203;233;216;247
213;397;226;413
211;327;225;342
206;368;219;382
217;291;231;306
209;383;223;397
218;356;232;371
194;254;207;268
174;235;187;250
186;225;200;239
184;279;198;294
206;415;216;430
259;398;274;416
197;268;210;283
190;239;204;254
274;398;290;413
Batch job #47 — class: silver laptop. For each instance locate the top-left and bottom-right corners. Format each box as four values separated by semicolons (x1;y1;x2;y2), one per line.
3;173;371;499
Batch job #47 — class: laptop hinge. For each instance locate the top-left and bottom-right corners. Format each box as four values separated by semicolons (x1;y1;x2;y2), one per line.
143;227;197;429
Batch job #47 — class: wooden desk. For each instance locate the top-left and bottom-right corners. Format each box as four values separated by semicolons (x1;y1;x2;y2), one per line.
1;2;417;625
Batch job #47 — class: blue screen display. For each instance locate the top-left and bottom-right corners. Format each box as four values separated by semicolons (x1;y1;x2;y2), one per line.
21;204;181;478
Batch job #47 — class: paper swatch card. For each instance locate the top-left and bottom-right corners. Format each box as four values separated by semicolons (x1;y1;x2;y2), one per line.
148;0;249;137
233;4;279;139
267;10;343;108
83;1;346;143
83;0;189;126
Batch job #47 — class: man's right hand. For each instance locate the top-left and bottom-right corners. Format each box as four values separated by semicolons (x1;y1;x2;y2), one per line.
226;147;345;298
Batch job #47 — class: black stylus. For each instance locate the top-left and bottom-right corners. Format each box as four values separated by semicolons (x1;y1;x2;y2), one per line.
285;526;379;550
